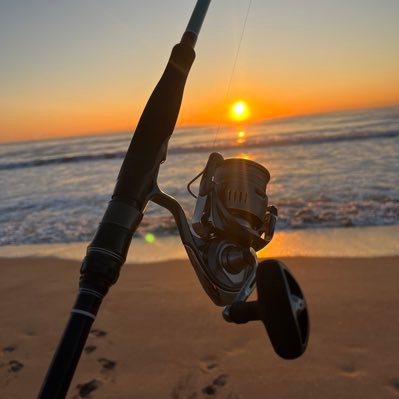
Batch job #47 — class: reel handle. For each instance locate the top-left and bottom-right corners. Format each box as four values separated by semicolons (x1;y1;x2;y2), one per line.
223;260;310;360
223;301;259;324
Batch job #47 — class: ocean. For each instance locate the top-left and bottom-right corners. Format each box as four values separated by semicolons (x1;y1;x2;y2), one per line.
1;106;398;259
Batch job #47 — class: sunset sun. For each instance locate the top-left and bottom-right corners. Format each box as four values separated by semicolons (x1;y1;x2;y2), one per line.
230;101;250;121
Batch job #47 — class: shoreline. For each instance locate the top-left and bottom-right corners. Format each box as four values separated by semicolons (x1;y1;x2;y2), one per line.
0;224;398;263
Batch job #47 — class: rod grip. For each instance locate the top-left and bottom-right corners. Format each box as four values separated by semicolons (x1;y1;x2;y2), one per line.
113;42;196;206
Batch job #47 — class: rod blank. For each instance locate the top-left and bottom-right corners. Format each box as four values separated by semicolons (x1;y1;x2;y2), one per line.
182;0;211;48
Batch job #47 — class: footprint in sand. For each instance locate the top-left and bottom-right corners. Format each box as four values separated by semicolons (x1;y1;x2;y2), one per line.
85;328;108;355
338;363;361;378
213;374;228;387
90;329;107;337
206;362;218;370
201;374;230;397
2;345;16;353
76;379;101;398
172;358;240;398
73;359;113;398
0;346;24;388
73;329;113;397
386;378;399;396
1;346;24;374
97;357;117;385
98;358;116;371
8;360;24;373
84;345;97;354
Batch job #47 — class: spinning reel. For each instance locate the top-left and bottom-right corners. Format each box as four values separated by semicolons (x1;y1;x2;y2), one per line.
151;152;309;359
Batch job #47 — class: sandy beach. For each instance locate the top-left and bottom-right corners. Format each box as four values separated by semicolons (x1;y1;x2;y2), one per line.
1;255;398;398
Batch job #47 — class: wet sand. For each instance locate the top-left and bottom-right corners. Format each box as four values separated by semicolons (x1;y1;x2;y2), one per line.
1;256;399;398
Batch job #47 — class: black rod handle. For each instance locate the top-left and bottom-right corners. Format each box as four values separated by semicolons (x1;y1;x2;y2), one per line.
38;290;103;398
113;42;195;207
40;2;211;396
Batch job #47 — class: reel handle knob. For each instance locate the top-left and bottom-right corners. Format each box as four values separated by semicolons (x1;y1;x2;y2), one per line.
223;301;259;324
223;260;310;360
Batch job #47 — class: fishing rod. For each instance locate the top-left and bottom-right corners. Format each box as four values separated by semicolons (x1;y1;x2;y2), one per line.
39;1;309;397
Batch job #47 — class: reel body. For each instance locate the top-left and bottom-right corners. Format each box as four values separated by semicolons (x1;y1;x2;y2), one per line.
150;151;309;359
151;152;277;305
189;152;277;304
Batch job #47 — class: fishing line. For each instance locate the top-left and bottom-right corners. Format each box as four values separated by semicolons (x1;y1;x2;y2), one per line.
188;0;253;199
212;0;253;148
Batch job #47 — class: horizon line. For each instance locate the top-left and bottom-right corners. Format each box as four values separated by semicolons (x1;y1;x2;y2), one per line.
1;103;398;146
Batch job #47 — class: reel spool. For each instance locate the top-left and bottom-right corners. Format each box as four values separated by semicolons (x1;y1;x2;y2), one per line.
191;152;277;251
189;152;277;278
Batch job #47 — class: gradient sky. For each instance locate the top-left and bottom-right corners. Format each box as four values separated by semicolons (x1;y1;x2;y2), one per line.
1;0;399;142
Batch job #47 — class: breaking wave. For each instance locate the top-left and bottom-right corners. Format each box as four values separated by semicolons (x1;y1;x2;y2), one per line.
1;128;398;171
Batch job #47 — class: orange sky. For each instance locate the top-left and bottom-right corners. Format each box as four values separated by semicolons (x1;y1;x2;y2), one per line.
1;1;399;143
